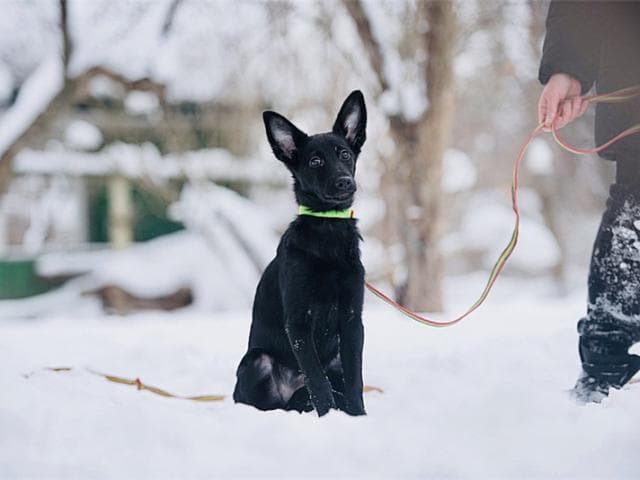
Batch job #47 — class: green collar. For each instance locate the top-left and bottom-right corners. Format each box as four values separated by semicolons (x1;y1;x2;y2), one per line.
298;205;354;219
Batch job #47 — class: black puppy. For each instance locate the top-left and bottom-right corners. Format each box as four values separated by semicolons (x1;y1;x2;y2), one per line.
233;91;367;417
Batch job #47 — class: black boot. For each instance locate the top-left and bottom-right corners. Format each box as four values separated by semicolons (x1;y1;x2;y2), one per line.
573;320;640;403
573;176;640;402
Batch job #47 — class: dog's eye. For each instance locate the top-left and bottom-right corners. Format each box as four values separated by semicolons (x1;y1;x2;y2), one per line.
309;157;323;168
339;150;351;161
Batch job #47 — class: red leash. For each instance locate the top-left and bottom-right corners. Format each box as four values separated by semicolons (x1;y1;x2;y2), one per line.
366;85;640;327
552;85;640;155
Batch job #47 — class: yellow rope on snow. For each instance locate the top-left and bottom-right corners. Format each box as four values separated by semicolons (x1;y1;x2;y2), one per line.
36;367;384;402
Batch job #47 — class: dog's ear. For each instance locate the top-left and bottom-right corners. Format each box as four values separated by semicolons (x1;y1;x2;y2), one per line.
263;111;308;164
332;90;367;154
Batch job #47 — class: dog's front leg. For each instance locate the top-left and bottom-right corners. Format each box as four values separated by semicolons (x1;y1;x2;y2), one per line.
339;312;366;416
285;317;336;417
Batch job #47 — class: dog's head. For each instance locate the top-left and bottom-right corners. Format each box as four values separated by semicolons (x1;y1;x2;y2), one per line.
263;90;367;211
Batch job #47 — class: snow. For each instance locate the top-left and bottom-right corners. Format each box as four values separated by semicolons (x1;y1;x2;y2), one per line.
87;75;123;100
64;120;104;151
0;0;58;85
68;0;174;83
169;182;279;271
0;175;87;254
64;1;364;107
14;144;288;186
526;138;554;176
22;173;283;308
124;91;160;116
443;148;477;193
446;191;561;272
378;89;401;117
0;55;63;158
33;225;277;313
502;2;537;79
2;276;640;478
360;1;429;121
455;30;492;80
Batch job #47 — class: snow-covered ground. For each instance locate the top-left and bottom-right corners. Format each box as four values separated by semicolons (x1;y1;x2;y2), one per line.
2;275;640;479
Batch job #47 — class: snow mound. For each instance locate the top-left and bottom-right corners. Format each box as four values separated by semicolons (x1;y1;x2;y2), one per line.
64;120;103;151
25;181;282;314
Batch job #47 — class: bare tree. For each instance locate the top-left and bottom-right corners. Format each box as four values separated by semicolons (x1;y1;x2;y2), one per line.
344;0;456;311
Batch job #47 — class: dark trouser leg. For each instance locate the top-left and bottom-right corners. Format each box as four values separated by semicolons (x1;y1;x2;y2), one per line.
575;158;640;400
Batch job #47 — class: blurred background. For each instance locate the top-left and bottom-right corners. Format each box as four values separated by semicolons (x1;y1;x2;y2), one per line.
0;0;613;318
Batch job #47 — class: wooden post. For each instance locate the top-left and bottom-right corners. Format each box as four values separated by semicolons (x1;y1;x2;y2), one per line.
107;175;133;249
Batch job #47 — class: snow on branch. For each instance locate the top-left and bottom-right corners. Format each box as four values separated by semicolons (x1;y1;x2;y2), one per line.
342;0;428;122
14;144;287;187
0;56;65;164
82;66;166;98
0;63;168;190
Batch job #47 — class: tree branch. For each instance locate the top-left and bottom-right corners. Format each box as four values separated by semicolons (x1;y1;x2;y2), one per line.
80;66;166;98
59;0;72;75
423;1;456;116
161;0;185;37
341;0;390;92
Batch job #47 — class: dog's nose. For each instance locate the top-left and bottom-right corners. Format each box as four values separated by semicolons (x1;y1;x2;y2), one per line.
335;176;355;192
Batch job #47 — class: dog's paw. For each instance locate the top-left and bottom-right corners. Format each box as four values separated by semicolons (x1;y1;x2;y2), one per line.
344;403;366;416
316;407;331;417
346;407;366;416
313;396;337;417
344;396;366;416
315;402;336;417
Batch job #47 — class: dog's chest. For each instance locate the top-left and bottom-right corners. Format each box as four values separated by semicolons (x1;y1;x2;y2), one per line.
285;217;362;266
309;265;359;324
313;296;343;324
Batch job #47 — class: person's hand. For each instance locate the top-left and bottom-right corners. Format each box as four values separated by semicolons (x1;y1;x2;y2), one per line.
538;73;589;131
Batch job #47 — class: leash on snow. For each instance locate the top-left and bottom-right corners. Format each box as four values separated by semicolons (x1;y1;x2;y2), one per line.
366;84;640;328
29;367;383;402
23;367;226;402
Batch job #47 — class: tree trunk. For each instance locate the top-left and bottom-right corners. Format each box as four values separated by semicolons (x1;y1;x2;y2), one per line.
399;1;456;311
343;0;456;312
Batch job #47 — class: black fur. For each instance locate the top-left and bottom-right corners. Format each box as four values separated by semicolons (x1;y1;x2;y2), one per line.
233;91;367;417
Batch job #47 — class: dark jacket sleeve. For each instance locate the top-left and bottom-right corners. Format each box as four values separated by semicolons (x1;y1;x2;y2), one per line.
539;1;603;94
